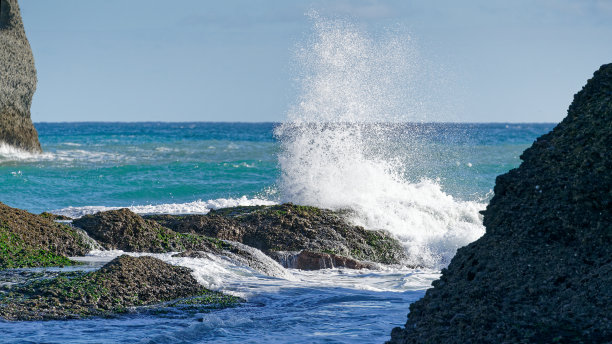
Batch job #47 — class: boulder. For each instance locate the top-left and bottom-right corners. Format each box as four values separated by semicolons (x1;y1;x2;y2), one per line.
0;202;90;268
148;203;407;268
0;0;42;152
0;255;240;320
73;208;291;278
388;64;612;343
72;208;231;253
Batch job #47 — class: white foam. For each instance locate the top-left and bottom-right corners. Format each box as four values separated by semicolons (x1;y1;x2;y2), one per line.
0;142;55;162
276;15;485;269
0;142;128;164
83;250;436;299
52;196;277;219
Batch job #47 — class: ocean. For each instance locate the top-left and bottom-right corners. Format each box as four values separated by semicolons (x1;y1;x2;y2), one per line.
1;13;558;344
0;121;553;343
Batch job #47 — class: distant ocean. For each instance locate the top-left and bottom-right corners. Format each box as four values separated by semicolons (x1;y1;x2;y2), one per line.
0;122;550;215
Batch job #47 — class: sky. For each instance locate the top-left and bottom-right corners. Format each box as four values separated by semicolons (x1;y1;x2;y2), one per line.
19;0;612;123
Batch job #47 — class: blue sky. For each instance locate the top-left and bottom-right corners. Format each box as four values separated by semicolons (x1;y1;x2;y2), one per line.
20;0;612;123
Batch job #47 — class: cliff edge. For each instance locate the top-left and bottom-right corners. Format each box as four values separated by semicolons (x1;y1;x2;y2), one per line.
389;64;612;343
0;0;41;152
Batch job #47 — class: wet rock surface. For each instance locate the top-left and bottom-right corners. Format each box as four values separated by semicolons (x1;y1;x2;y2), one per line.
0;255;240;320
72;208;232;253
388;64;612;343
0;202;89;268
270;250;377;270
173;242;291;279
0;0;42;152
147;203;407;267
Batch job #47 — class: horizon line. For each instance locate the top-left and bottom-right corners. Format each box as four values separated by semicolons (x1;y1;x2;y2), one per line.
33;120;559;125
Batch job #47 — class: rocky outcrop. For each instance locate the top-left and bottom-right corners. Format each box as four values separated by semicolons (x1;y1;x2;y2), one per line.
0;0;42;152
72;208;231;253
148;203;407;268
73;208;290;277
388;64;612;343
0;255;240;320
0;202;90;268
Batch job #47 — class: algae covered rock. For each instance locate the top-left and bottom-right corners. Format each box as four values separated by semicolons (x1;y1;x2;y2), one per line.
148;203;407;267
0;255;240;320
0;202;89;268
388;64;612;343
72;208;230;253
0;0;42;152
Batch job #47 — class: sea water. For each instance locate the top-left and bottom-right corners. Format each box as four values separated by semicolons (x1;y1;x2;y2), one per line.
0;123;552;344
0;14;555;344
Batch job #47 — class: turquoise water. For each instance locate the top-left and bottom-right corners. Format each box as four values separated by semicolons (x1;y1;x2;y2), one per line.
0;122;554;343
0;122;552;214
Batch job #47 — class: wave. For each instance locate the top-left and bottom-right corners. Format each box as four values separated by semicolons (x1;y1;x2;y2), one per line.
0;142;55;162
276;14;485;269
52;196;277;219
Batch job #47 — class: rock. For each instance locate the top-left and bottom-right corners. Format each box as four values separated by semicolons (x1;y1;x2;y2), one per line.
39;212;72;221
0;255;241;320
147;203;407;268
0;0;42;152
0;202;90;268
72;208;231;253
388;64;612;343
270;250;378;270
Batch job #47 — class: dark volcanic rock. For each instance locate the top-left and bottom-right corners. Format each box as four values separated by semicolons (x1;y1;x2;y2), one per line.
0;0;42;152
0;255;240;320
72;208;231;253
388;64;612;343
0;202;90;268
148;203;407;267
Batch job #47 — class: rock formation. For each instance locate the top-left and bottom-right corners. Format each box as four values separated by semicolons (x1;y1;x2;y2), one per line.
388;64;612;343
0;255;241;320
0;0;42;152
0;202;90;268
73;208;291;278
147;203;407;267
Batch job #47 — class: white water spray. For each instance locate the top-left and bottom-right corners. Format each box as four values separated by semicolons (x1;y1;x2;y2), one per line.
276;14;485;268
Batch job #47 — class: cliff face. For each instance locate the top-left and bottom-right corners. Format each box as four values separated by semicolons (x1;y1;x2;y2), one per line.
389;64;612;343
0;0;41;152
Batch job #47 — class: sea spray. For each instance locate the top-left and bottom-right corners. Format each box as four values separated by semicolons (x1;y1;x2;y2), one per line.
276;14;485;268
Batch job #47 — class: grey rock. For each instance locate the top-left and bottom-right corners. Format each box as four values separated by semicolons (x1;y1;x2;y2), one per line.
0;0;41;152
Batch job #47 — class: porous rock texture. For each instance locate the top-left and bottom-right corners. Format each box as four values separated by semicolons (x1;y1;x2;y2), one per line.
389;64;612;343
0;0;41;152
0;202;90;268
73;208;290;278
0;255;239;320
147;203;407;268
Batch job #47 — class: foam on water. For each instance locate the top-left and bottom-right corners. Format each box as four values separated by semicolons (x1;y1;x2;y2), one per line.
53;196;277;219
0;142;55;162
83;249;435;298
276;14;485;268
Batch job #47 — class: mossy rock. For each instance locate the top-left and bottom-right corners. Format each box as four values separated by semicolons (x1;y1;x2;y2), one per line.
0;202;89;269
72;208;231;253
0;255;241;321
148;203;407;266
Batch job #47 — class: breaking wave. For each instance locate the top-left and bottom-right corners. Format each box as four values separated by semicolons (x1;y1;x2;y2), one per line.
276;13;485;268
